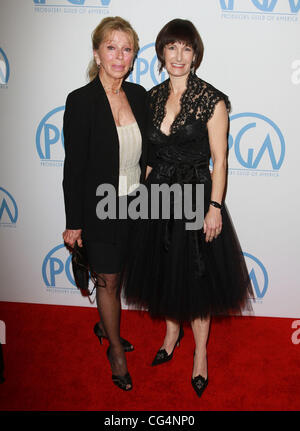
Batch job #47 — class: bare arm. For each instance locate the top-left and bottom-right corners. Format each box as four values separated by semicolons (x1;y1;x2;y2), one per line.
203;100;228;242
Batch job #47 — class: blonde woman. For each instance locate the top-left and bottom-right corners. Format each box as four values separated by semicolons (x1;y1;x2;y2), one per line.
62;17;147;391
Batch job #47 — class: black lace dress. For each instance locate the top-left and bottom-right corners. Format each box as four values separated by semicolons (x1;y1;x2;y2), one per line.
123;73;253;323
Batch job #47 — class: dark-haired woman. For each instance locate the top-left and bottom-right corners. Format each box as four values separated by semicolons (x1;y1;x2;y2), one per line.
123;19;253;397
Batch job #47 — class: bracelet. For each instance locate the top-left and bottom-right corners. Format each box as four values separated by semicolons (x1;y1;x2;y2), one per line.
210;200;223;209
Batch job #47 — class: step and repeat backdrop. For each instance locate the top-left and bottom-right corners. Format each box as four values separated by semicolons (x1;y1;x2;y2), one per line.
0;0;299;317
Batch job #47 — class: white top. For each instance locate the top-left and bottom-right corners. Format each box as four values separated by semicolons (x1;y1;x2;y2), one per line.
116;122;142;197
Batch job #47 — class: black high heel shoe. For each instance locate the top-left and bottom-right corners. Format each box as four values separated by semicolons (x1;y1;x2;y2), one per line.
151;326;184;366
191;351;208;397
106;347;132;391
93;323;134;352
191;375;208;398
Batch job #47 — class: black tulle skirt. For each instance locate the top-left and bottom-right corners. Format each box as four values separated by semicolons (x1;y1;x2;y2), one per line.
122;173;253;323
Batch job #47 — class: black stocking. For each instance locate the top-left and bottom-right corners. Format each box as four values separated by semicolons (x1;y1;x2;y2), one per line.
95;273;128;378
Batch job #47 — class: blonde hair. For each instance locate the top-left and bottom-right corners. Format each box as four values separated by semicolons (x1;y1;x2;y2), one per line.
87;16;139;81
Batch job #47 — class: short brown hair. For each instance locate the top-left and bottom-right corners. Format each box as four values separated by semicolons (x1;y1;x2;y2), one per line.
155;19;204;73
88;16;140;81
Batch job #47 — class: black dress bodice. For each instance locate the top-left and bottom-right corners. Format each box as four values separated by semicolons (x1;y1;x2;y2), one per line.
147;73;231;188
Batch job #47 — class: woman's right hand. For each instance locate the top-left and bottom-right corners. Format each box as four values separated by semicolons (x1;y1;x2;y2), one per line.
62;229;82;248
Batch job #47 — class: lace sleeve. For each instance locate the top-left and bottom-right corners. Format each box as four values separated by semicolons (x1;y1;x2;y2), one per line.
202;82;231;124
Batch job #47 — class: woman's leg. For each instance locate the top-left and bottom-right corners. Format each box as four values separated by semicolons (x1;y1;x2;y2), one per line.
94;273;117;338
160;318;181;354
96;273;131;389
191;316;210;378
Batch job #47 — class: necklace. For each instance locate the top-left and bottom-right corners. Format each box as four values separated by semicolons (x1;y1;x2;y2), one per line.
103;86;121;95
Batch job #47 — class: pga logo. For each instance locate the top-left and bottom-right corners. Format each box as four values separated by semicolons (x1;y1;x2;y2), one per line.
228;113;285;171
0;187;18;225
243;252;268;300
129;42;167;88
0;48;10;85
219;0;300;13
36;106;65;161
42;243;76;289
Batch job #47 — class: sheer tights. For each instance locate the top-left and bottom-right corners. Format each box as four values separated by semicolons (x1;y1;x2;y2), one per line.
95;273;129;381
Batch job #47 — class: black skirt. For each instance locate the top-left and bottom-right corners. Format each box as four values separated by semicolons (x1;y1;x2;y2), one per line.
122;169;254;323
83;196;133;274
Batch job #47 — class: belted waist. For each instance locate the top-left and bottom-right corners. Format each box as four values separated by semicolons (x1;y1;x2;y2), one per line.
154;158;210;184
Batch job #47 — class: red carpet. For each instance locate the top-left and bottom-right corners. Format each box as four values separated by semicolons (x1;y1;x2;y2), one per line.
0;301;299;411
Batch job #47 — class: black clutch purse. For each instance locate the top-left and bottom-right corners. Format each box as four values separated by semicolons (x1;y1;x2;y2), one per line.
71;242;96;295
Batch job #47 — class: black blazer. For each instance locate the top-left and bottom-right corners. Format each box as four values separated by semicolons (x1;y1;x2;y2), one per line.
62;75;147;242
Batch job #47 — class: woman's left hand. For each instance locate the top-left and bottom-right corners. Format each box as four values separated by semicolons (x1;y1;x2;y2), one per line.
203;207;222;242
